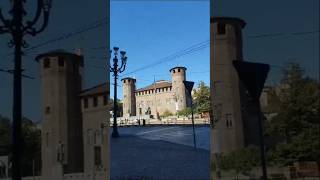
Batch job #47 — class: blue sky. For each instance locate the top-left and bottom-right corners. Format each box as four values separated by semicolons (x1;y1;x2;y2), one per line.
110;1;210;98
0;0;318;122
213;0;319;85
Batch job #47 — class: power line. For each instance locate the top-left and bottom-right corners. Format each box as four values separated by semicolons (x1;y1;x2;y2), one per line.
0;68;35;79
1;17;108;57
247;30;319;38
120;40;210;77
25;17;108;52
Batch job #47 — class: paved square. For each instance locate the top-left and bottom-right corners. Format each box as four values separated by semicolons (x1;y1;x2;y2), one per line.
110;125;210;180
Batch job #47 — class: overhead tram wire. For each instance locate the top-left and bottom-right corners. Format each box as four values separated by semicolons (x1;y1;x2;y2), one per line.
0;16;108;60
247;30;319;38
25;17;108;53
120;40;210;77
116;29;319;78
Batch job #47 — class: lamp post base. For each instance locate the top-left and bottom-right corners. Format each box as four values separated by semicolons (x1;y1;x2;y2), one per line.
111;130;119;138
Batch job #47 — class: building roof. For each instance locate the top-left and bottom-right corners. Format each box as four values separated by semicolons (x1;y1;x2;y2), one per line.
79;83;109;97
169;66;187;72
35;49;82;62
121;77;136;81
136;80;172;92
210;17;246;28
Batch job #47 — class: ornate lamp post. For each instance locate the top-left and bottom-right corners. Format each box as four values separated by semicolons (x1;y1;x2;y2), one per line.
0;1;51;179
109;47;127;138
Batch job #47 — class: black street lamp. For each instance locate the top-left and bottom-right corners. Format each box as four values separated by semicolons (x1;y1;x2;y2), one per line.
109;47;127;138
0;1;51;180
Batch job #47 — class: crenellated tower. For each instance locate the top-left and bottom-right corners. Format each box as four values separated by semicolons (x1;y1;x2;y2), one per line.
122;77;136;117
36;50;84;178
210;17;247;153
170;67;188;111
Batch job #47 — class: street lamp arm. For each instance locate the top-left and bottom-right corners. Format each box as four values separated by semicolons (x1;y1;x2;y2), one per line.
0;9;10;28
0;26;9;34
24;11;49;36
110;67;115;72
119;63;126;73
22;0;43;32
118;63;124;71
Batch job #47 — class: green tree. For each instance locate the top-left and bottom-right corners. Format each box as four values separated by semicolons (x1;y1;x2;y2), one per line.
266;63;320;165
219;146;261;179
110;98;123;117
193;81;210;114
176;107;192;117
0;115;42;176
0;115;11;156
21;117;41;176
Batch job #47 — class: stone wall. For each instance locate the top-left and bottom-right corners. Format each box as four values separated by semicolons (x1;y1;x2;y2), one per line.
135;88;177;118
81;93;109;177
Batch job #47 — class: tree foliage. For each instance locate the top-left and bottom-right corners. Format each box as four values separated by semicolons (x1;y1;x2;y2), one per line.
193;81;211;114
0;115;41;176
0;115;11;156
176;107;192;117
265;63;320;165
109;98;123;117
219;146;261;177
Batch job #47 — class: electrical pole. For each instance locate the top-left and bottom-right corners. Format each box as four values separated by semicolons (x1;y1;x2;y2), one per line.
109;47;127;138
0;1;51;179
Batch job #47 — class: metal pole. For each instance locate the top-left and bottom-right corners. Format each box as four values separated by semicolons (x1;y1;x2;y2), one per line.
189;91;196;150
12;1;23;179
255;98;267;180
112;69;119;137
191;104;196;149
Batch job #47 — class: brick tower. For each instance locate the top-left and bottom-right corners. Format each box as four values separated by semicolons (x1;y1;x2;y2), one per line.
210;17;247;154
122;77;136;117
36;50;84;178
170;67;188;112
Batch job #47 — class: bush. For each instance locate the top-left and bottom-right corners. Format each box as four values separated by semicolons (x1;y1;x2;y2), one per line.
176;107;192;117
160;110;173;118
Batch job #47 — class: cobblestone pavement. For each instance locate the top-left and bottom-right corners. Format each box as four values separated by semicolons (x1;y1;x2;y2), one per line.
110;125;210;180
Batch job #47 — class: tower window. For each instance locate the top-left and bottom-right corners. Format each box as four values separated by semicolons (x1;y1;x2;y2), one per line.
226;114;232;127
43;58;50;68
173;70;175;73
58;58;64;67
84;98;88;108
217;23;226;35
178;69;180;72
94;146;102;166
93;96;98;107
103;95;108;106
45;106;50;114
